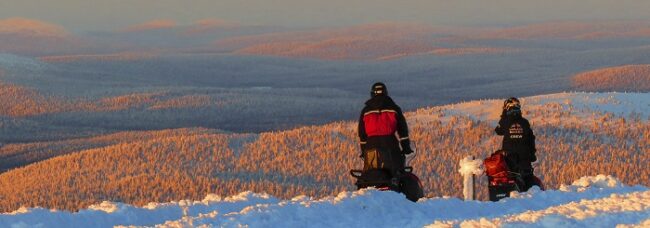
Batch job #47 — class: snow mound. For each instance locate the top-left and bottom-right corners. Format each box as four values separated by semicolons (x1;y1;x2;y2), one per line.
572;175;624;188
87;201;122;213
1;176;648;227
457;190;650;227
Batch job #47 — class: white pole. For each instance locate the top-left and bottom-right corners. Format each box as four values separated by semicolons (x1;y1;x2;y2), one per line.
463;169;474;201
459;156;482;201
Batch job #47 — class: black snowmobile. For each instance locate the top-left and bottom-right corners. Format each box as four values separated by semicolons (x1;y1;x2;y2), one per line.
484;150;544;201
350;149;424;202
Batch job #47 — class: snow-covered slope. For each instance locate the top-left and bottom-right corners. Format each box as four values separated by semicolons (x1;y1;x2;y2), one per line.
1;175;648;227
1;92;648;213
439;92;650;121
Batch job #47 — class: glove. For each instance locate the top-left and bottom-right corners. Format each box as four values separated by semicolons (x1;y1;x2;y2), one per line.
531;160;539;167
400;140;413;154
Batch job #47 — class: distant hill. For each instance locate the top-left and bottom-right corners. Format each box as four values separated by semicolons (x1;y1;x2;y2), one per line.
211;20;650;60
0;82;68;117
472;21;650;40
0;18;86;56
571;65;650;92
0;81;361;142
0;18;68;38
215;23;439;60
84;18;281;53
0;17;281;57
0;128;220;172
213;22;527;60
121;19;178;33
38;52;159;63
2;19;650;59
0;92;647;212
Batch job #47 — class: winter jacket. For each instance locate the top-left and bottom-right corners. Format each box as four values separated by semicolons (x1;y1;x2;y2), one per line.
495;114;537;172
358;95;410;172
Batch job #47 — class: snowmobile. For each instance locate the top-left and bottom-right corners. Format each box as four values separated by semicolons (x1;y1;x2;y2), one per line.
484;150;544;201
349;149;424;202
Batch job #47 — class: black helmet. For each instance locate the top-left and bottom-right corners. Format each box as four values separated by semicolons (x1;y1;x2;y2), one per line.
503;97;521;115
371;82;387;97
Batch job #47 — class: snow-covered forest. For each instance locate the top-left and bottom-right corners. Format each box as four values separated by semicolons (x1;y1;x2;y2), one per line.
0;92;647;213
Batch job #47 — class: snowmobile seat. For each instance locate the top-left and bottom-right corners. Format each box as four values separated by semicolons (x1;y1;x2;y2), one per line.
350;167;424;202
350;168;395;190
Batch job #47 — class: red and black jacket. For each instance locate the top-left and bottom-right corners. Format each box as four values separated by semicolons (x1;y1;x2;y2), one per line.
358;95;409;152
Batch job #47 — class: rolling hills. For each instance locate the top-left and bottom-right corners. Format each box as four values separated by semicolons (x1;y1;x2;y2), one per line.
0;92;647;212
2;19;650;142
4;17;650;61
572;65;650;92
212;20;650;60
217;23;440;60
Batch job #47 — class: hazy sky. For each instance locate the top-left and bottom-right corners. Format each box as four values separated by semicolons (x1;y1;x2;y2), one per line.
1;0;649;31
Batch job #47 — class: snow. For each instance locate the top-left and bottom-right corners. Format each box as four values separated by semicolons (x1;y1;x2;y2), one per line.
568;175;624;190
525;92;650;119
456;190;650;227
1;176;647;227
618;218;650;228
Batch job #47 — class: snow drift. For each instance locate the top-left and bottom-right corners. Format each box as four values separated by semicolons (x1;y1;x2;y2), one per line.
1;175;648;227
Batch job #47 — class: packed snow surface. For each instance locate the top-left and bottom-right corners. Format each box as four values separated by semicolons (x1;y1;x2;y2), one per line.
1;175;648;227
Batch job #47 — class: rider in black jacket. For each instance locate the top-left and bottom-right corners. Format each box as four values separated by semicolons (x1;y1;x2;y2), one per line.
495;97;538;191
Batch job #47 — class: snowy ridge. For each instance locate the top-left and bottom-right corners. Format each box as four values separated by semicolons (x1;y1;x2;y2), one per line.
437;92;650;122
1;175;648;227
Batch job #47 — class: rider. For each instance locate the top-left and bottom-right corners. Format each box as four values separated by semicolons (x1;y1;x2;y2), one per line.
495;97;538;191
358;82;412;174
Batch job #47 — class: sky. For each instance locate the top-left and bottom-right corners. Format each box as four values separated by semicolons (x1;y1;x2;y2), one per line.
1;0;649;31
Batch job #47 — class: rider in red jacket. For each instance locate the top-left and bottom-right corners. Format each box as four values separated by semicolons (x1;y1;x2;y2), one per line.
358;82;412;173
